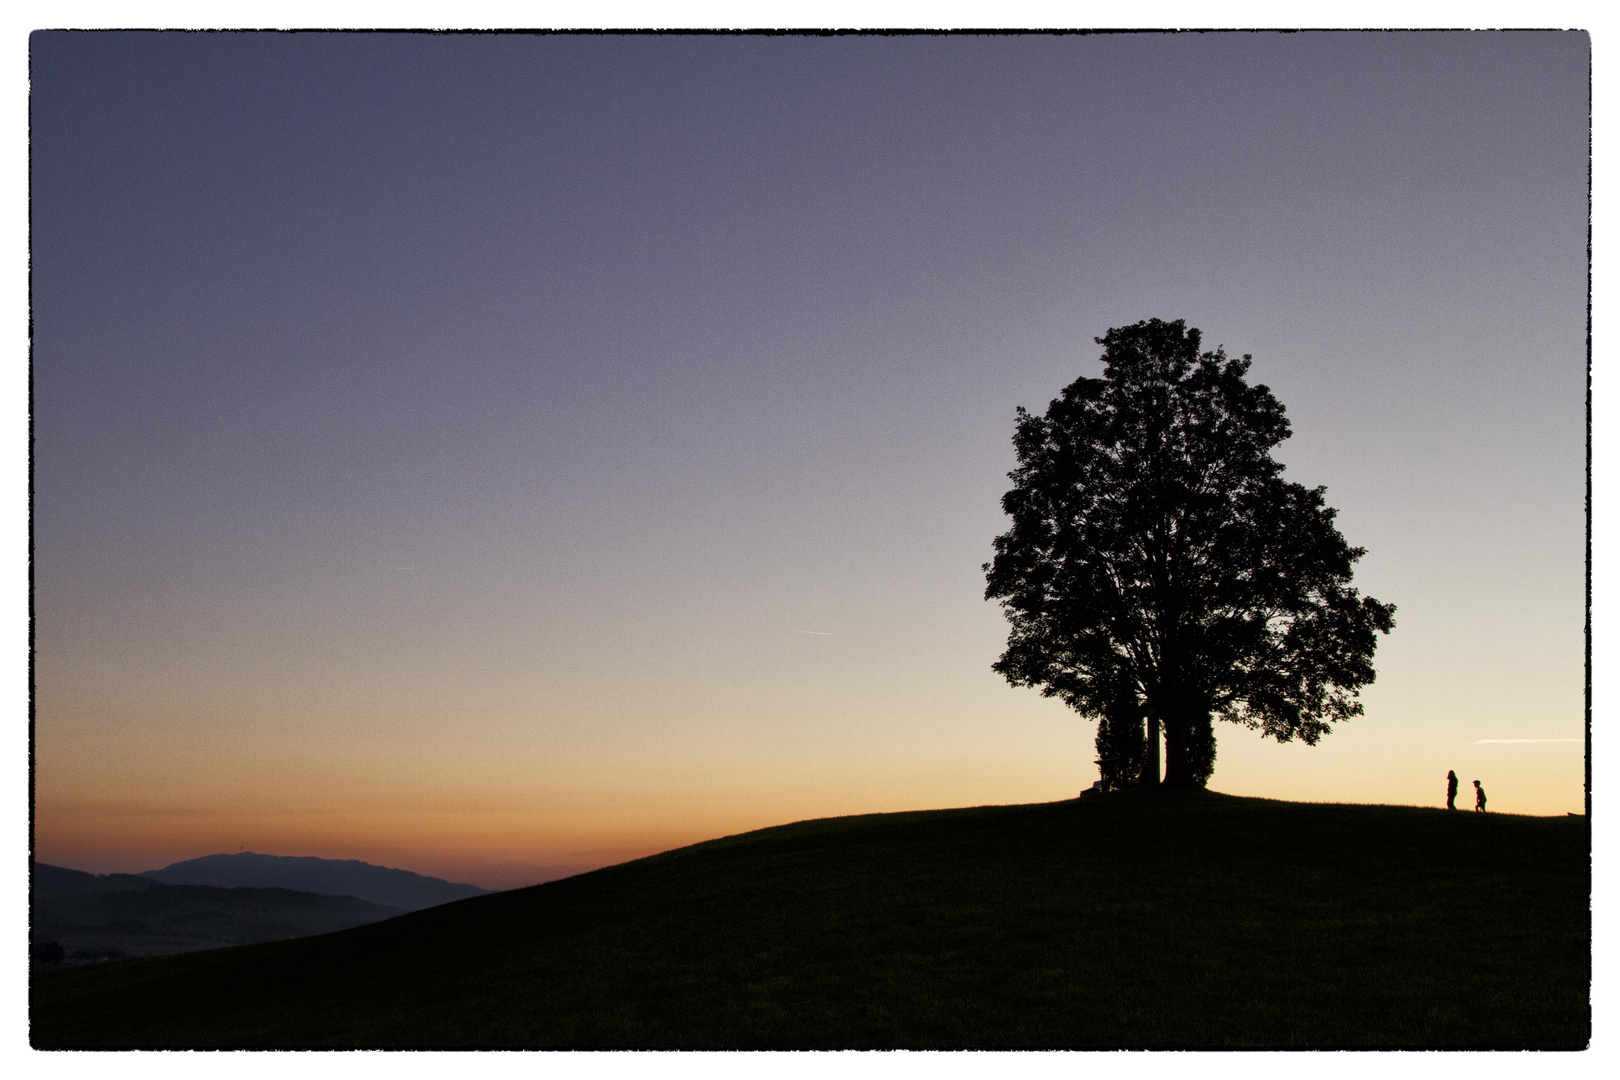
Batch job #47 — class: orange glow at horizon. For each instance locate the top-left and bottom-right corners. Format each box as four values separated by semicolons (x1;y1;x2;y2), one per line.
35;678;1586;892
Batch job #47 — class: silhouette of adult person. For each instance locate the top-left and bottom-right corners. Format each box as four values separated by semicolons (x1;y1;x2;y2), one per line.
1447;770;1459;810
1474;780;1487;813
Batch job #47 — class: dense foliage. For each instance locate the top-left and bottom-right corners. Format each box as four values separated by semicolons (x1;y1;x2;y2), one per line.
985;319;1395;787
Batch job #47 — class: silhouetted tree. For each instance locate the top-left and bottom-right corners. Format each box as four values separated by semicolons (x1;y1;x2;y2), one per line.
984;319;1395;788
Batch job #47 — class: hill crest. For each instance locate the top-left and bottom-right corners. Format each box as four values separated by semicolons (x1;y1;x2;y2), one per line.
33;795;1588;1048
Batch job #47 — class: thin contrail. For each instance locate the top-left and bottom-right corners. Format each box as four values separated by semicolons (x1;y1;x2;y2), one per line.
794;630;833;636
1471;738;1581;744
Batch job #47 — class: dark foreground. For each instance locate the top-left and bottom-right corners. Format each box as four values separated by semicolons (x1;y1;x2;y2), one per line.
31;791;1589;1049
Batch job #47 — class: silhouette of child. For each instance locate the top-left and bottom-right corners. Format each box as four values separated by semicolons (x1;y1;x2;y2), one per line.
1473;780;1487;813
1447;770;1458;810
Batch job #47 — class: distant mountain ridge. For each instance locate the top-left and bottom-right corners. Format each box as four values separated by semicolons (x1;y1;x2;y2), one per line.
31;862;404;962
142;852;488;912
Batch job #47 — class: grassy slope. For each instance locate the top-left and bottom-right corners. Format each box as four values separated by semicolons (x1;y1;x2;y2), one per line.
31;791;1589;1049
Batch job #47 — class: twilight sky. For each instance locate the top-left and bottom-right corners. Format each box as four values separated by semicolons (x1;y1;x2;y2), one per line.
31;31;1588;889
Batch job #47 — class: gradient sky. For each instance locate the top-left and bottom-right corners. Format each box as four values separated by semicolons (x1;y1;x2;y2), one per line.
30;31;1588;890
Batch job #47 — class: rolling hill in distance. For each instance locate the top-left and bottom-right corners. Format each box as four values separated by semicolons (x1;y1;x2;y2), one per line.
141;852;489;912
31;792;1589;1049
30;863;406;963
31;854;489;964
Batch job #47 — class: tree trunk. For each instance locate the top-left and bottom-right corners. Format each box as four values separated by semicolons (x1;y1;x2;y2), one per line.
1161;715;1196;787
1145;708;1161;787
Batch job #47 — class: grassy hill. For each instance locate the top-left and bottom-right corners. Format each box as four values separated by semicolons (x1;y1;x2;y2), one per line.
30;791;1589;1049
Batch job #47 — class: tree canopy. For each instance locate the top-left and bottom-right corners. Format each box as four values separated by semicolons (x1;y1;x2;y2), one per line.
984;319;1395;788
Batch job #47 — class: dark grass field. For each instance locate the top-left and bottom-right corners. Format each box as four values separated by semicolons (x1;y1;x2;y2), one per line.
30;790;1589;1049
